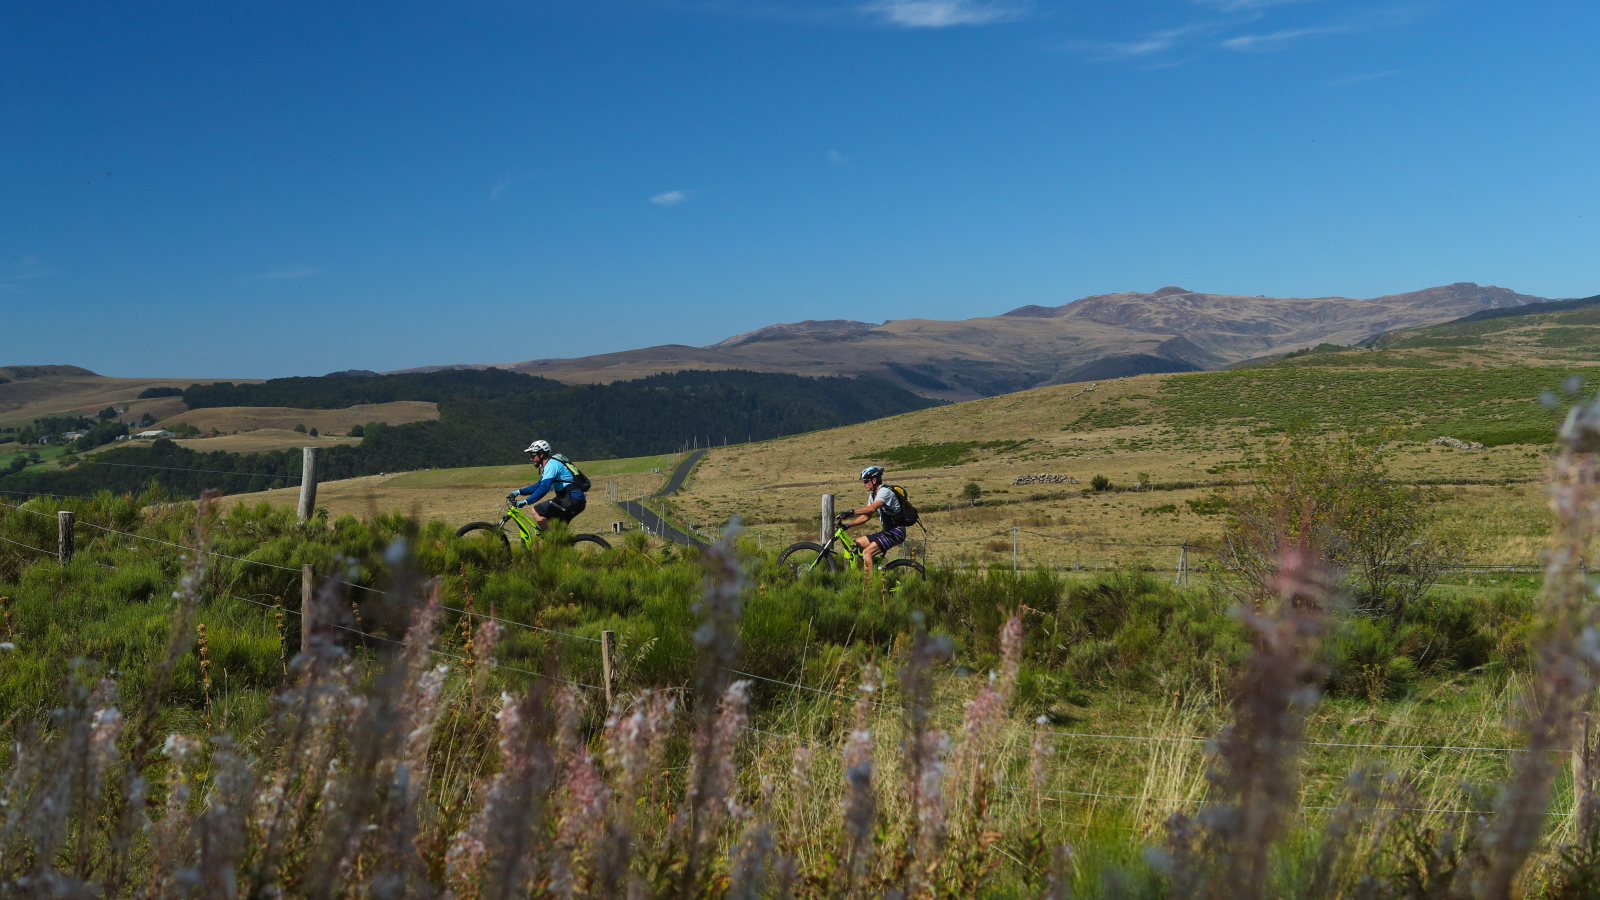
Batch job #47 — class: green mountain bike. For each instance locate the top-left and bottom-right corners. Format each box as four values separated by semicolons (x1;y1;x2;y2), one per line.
455;498;612;552
777;516;925;579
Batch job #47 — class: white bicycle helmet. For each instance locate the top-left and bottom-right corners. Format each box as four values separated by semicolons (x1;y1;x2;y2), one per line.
860;465;884;481
524;439;552;455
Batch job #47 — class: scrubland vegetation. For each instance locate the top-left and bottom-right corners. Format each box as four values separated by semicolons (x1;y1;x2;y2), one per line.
1;382;1599;897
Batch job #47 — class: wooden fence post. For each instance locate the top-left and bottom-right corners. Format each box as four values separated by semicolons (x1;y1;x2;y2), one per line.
602;630;617;709
57;511;74;565
821;494;835;546
301;564;315;649
297;447;320;523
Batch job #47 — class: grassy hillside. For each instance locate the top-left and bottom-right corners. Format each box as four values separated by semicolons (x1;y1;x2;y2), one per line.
668;362;1587;569
188;360;1591;570
1368;291;1600;365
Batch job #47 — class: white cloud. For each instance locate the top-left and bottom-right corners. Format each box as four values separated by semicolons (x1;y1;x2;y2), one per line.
651;190;690;206
256;267;323;280
827;149;851;168
863;0;1028;28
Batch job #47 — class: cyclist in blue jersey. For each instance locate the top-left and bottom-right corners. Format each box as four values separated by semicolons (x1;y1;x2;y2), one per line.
507;439;587;528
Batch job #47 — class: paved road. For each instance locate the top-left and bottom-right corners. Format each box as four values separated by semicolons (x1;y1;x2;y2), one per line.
617;499;707;549
614;450;710;548
654;449;706;497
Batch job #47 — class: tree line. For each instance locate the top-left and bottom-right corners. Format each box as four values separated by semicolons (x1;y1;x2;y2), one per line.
0;369;938;498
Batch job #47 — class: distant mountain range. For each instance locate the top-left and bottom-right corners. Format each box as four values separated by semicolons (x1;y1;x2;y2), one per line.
398;282;1557;400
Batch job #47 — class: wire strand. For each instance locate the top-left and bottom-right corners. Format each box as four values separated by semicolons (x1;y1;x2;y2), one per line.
72;460;302;480
0;534;55;555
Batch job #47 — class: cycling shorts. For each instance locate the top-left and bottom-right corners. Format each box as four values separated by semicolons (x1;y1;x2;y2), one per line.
535;494;586;523
869;526;907;552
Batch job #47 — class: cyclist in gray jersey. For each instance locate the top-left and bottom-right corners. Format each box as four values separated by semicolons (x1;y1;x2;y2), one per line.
840;465;906;572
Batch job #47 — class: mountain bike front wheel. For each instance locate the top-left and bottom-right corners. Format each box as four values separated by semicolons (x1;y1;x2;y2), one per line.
777;541;838;576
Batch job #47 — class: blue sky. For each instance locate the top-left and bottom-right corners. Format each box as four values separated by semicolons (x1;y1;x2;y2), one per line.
4;0;1596;378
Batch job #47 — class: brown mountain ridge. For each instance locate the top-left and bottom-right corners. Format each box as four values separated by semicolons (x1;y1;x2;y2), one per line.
416;282;1555;401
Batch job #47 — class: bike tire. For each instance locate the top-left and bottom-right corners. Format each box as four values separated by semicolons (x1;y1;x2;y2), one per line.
570;534;612;551
455;521;511;550
883;558;925;578
778;541;837;576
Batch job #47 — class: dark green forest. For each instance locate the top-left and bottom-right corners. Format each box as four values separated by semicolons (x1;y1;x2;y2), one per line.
1;369;938;498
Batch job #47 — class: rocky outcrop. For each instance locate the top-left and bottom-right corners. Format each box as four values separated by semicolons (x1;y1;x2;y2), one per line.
1013;473;1078;486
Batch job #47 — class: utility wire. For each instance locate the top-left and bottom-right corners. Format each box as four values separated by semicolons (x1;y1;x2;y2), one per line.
71;460;302;479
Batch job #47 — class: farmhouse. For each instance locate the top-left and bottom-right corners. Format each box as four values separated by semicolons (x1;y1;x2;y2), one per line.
134;429;176;439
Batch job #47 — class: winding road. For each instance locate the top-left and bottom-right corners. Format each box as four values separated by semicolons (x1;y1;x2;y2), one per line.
616;449;709;548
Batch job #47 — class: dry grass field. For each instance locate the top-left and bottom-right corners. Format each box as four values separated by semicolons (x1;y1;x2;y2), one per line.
662;371;1566;569
216;369;1576;570
167;428;365;453
153;400;439;436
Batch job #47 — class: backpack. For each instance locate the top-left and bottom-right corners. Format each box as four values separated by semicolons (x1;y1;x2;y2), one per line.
884;484;919;528
551;454;592;494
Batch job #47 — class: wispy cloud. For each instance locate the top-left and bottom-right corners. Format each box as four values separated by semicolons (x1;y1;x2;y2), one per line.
256;266;323;280
1066;20;1221;61
1099;22;1217;58
651;190;690;206
863;0;1029;28
1223;4;1426;51
1195;0;1319;12
1323;68;1404;86
1221;23;1348;50
1073;2;1423;65
0;256;51;291
827;149;851;168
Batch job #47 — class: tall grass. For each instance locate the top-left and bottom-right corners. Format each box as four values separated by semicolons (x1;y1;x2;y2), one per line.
0;383;1596;896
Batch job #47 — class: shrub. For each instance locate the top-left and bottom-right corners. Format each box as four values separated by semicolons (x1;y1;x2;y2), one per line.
961;481;982;501
1090;474;1111;492
293;423;307;434
1224;430;1460;621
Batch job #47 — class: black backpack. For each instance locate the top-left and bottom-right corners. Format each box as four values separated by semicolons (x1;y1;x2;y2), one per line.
885;484;919;528
552;454;592;494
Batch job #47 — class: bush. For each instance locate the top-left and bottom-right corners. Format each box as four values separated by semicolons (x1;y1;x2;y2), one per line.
1224;430;1460;621
1090;474;1111;492
309;427;318;437
961;481;982;501
349;424;365;437
293;423;307;433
